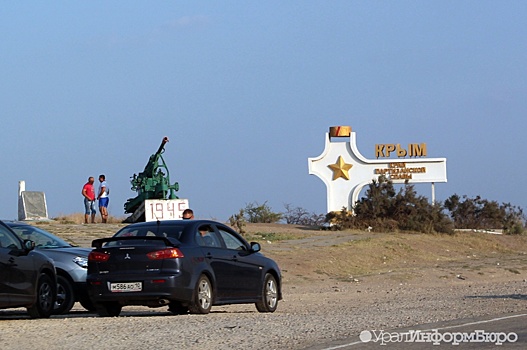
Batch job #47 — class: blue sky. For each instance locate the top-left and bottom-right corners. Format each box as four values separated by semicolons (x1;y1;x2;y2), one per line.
1;1;526;221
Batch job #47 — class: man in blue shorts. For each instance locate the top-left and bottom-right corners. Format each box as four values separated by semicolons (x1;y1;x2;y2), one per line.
97;174;110;223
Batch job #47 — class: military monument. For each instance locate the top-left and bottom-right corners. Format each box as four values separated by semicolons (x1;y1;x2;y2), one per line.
123;137;189;222
308;126;447;213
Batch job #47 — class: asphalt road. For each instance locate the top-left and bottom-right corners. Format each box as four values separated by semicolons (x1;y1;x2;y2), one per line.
304;312;527;349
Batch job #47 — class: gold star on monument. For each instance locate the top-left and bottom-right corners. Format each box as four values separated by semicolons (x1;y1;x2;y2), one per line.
328;156;353;180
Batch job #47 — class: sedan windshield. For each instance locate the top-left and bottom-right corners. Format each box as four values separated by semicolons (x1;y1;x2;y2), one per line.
9;225;72;249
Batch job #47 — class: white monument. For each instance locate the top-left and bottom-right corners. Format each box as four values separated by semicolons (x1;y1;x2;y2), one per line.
18;180;49;221
308;126;447;213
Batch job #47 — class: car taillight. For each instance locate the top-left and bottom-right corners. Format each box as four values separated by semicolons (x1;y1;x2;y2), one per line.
147;248;184;260
88;251;110;262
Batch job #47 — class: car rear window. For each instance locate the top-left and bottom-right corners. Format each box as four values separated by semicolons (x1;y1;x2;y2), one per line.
104;238;167;248
115;225;185;240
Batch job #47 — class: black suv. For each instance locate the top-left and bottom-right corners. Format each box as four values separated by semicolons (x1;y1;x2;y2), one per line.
0;220;57;318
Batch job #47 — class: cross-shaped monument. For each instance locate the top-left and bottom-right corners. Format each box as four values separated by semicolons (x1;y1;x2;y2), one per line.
308;126;447;213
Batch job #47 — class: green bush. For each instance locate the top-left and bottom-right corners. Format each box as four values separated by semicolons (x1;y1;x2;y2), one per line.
243;201;282;223
326;176;525;235
329;176;454;234
444;195;526;234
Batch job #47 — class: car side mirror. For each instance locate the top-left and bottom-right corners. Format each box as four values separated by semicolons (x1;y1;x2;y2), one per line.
24;239;36;251
250;242;261;253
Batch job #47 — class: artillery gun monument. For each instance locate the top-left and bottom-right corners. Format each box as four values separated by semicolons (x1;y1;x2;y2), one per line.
123;137;189;223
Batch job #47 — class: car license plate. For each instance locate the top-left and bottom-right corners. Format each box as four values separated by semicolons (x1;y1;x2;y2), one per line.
110;282;142;292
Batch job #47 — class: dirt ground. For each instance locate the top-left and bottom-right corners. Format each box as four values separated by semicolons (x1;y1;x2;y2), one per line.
1;221;525;350
32;221;527;290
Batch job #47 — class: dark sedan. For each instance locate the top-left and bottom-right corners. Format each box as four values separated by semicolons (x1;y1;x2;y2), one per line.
0;219;56;318
6;221;93;314
87;220;282;317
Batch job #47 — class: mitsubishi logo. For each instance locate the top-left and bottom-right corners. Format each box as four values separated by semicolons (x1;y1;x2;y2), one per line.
124;253;131;260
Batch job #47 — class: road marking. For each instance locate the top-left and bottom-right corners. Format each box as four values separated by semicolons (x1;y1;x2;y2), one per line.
319;313;527;350
420;312;527;332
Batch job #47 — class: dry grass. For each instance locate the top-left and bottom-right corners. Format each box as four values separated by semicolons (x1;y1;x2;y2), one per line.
51;212;126;224
24;219;527;286
268;231;527;283
245;231;310;242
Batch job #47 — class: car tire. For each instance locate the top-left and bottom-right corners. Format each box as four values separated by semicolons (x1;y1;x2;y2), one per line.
54;276;75;314
95;302;122;317
188;275;212;314
27;273;55;318
168;301;189;315
79;297;96;312
255;273;278;313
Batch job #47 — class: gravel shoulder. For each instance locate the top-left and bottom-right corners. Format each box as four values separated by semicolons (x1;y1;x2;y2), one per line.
1;222;525;350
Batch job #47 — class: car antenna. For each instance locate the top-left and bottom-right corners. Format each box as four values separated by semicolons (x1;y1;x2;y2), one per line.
153;213;161;234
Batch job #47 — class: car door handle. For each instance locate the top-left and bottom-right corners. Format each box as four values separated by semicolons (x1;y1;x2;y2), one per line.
8;257;16;266
205;253;213;259
231;255;238;262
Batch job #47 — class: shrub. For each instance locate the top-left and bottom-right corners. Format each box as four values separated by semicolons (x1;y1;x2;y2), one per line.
444;195;526;234
329;176;453;234
243;201;282;223
283;203;325;226
229;209;246;234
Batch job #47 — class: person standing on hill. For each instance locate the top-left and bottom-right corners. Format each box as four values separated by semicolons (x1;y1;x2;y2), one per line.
82;176;96;224
97;174;110;223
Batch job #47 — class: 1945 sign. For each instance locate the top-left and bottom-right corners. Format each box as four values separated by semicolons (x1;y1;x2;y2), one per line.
144;199;189;222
